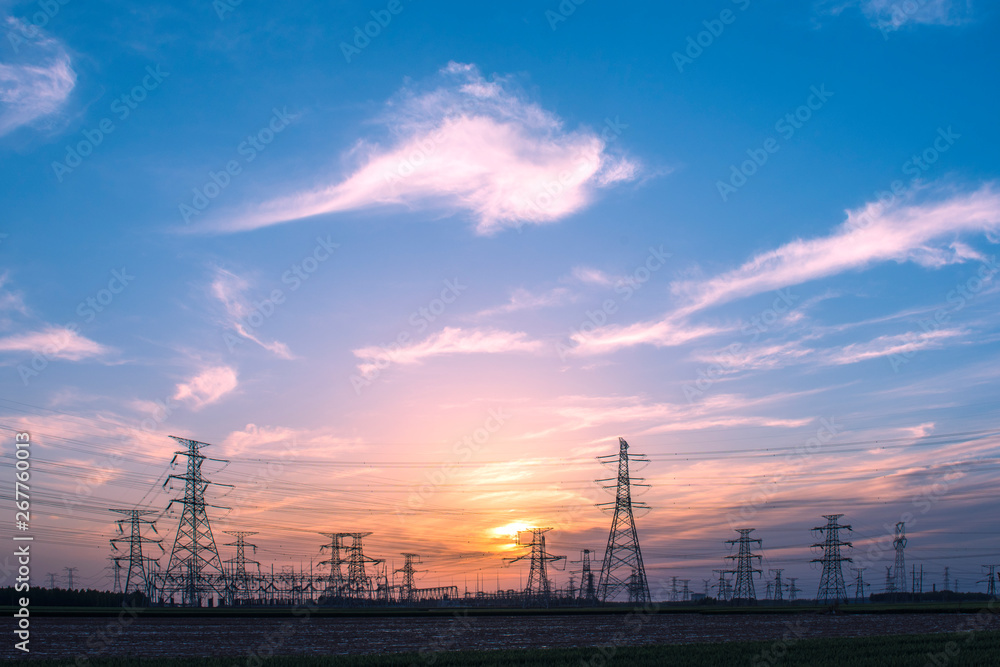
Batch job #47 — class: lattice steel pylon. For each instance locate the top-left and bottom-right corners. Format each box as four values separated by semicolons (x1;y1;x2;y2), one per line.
596;437;651;604
224;531;259;604
338;532;383;600
109;508;163;598
852;567;868;602
571;549;597;603
725;528;762;603
812;514;853;604
163;436;232;606
395;553;420;602
770;569;785;602
788;577;800;601
713;569;732;601
318;532;346;599
892;522;907;597
979;565;997;598
505;528;566;604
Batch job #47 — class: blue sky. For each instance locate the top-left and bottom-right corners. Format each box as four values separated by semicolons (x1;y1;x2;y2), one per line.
1;0;999;599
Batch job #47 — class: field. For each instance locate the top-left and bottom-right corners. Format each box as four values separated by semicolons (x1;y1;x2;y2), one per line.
2;631;1000;666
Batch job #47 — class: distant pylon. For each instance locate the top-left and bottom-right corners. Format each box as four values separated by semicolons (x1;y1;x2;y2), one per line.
713;569;732;601
571;549;597;603
812;514;853;604
669;576;679;602
681;579;691;602
852;567;868;602
505;528;566;603
64;567;77;590
702;578;712;596
725;528;762;603
884;566;895;594
395;553;420;602
223;531;260;604
109;509;163;597
107;556;124;594
596;437;651;604
770;569;785;602
944;566;950;592
318;532;346;598
892;522;907;597
46;572;57;589
163;436;231;606
788;577;800;601
979;565;997;598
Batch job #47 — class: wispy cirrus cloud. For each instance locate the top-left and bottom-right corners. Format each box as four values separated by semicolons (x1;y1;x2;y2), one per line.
173;365;238;409
210;267;295;359
475;287;572;317
353;326;542;376
214;62;640;235
222;423;363;458
820;0;973;33
572;183;1000;355
0;16;76;136
0;325;110;360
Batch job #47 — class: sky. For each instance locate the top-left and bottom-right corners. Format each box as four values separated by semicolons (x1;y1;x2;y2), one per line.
1;0;999;600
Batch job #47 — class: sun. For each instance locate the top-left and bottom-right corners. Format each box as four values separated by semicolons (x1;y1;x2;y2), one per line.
490;521;534;546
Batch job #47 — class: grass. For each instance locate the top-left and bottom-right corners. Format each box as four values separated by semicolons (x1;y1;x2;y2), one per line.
4;631;1000;666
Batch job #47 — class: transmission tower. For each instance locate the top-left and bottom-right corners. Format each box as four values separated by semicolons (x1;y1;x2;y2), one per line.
395;553;420;602
788;577;800;601
318;532;346;598
713;569;732;601
702;578;712;596
64;567;77;590
892;522;907;597
669;576;679;602
725;528;762;603
596;437;651;604
812;514;853;604
339;532;383;600
979;565;998;598
163;436;232;606
505;528;566;604
852;567;869;602
944;566;951;592
109;509;163;598
681;579;691;602
224;531;260;604
770;569;785;602
884;566;895;594
46;572;57;589
571;549;597;603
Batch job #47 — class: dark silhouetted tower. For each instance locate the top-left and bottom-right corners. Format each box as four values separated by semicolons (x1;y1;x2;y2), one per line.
812;514;852;604
893;522;907;596
109;508;163;597
223;531;259;604
726;528;762;603
506;528;566;603
596;437;651;604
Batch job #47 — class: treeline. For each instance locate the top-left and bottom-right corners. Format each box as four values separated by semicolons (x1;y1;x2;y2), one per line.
2;586;147;607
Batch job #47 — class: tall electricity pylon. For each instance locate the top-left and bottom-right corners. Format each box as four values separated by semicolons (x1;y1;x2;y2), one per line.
788;577;800;601
770;569;785;601
892;522;907;597
163;436;231;606
725;528;762;603
979;565;997;598
713;569;732;601
884;566;895;593
319;532;346;598
596;437;651;604
109;508;163;597
812;514;853;604
224;531;260;604
571;549;597;603
338;532;383;600
852;567;869;602
395;553;420;602
505;528;566;603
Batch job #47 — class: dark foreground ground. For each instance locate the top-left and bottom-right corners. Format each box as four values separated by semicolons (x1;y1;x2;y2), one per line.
3;631;1000;666
2;607;999;664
